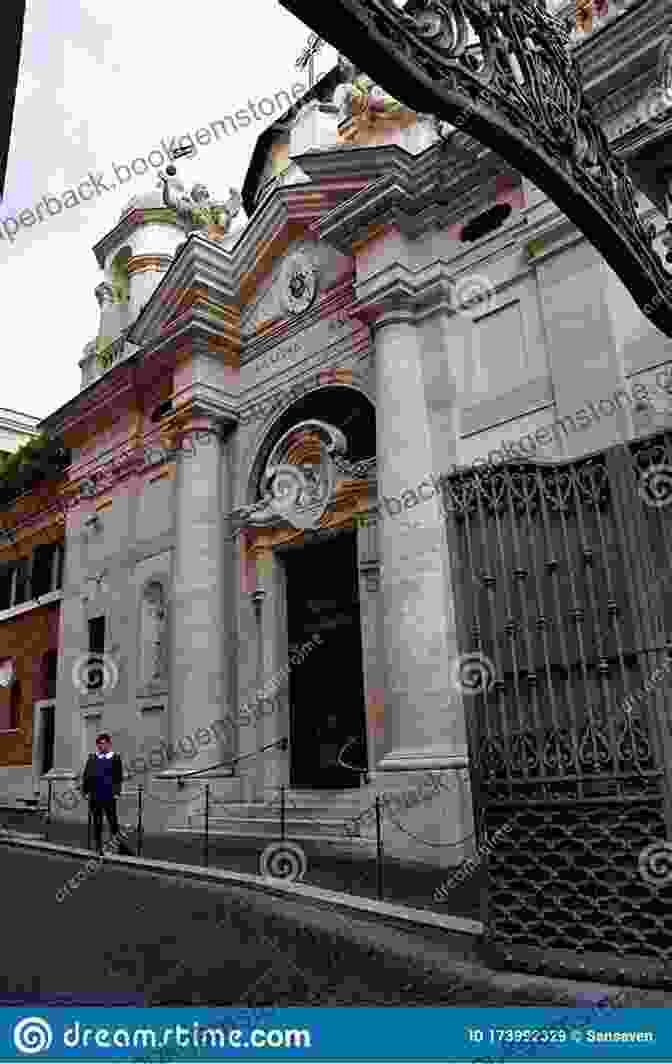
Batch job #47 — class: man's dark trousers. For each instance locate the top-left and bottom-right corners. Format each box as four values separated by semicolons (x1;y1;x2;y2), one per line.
89;799;122;854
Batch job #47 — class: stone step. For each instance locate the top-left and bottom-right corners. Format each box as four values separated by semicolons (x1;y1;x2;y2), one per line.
191;814;361;838
168;826;375;851
208;802;368;818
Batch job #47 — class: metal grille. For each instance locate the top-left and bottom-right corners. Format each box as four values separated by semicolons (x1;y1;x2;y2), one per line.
443;433;672;986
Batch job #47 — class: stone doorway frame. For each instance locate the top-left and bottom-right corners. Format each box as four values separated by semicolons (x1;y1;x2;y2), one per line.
241;478;383;794
32;699;56;795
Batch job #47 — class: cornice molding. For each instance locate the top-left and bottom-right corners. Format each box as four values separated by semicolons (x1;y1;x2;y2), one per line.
163;392;238;434
352;262;456;324
127;254;172;275
92;208;186;268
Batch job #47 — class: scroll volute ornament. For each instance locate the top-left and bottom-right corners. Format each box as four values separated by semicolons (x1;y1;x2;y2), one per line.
279;0;672;336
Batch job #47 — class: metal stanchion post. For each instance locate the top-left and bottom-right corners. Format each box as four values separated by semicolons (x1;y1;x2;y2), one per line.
280;784;286;842
203;784;210;868
45;781;52;842
375;795;384;901
137;786;143;857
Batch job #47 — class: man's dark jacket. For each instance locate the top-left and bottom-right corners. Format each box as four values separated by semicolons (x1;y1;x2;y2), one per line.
81;754;123;800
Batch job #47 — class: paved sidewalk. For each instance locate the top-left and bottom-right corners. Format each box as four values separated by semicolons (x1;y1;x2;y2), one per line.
1;806;482;922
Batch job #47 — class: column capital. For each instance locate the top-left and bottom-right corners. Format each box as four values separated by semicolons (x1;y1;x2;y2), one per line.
163;396;236;441
352;263;457;329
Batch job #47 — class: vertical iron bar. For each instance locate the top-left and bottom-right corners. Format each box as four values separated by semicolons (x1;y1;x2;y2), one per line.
280;785;286;842
204;784;210;867
137;785;143;857
375;795;384;901
536;465;584;795
87;805;91;851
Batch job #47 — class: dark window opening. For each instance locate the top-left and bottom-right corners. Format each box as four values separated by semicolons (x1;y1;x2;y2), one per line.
13;560;28;606
461;203;512;243
31;543;63;599
87;617;106;690
0;560;29;610
41;706;55;775
0;565;12;611
43;650;58;700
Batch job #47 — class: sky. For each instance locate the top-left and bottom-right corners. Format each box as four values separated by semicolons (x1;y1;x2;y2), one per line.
0;0;337;421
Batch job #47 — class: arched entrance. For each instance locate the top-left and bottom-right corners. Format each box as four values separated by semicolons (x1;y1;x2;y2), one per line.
238;379;377;791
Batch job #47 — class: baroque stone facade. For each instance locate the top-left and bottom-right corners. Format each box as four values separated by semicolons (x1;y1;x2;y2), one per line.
1;5;671;867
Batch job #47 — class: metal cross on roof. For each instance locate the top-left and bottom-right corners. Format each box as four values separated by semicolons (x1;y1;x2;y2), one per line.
295;32;325;89
169;144;197;162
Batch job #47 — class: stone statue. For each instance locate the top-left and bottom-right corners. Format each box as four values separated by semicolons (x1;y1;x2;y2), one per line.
140;581;167;687
157;164;242;234
190;182;243;232
94;282;115;308
332;54;404;123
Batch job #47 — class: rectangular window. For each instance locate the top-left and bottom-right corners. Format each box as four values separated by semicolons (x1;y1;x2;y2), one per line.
44;650;58;700
0;564;12;611
31;544;54;599
88;616;105;654
30;543;64;599
13;559;28;606
0;560;28;610
87;617;106;690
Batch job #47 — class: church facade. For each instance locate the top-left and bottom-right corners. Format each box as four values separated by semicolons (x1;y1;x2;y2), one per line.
1;1;671;873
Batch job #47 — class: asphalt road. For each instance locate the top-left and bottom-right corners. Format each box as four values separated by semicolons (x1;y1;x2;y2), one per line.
0;843;485;1007
4;843;665;1011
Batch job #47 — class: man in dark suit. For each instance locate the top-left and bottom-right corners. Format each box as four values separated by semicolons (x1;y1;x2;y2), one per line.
81;733;133;855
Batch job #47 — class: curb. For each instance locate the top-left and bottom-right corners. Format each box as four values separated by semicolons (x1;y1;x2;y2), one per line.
0;834;483;939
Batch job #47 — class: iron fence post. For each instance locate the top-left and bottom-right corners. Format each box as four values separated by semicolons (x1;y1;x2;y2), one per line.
280;784;286;842
203;784;210;867
137;785;143;857
45;780;52;842
375;795;384;901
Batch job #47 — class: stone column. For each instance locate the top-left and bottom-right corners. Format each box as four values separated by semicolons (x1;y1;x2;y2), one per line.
167;415;232;774
371;307;470;775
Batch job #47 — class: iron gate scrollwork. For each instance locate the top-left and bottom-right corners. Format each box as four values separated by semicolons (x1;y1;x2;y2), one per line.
279;0;672;336
442;434;672;986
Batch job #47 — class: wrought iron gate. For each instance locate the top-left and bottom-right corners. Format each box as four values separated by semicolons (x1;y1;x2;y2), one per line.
443;430;672;987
